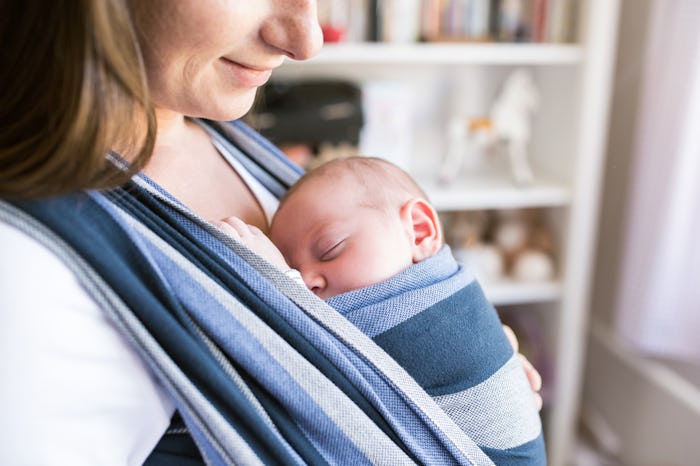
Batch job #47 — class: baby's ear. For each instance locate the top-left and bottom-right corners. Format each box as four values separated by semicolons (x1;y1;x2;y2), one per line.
400;198;443;263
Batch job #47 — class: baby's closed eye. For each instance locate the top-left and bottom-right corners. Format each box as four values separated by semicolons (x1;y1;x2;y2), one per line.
320;239;346;261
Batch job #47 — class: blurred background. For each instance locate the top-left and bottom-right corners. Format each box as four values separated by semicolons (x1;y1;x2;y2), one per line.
245;1;700;464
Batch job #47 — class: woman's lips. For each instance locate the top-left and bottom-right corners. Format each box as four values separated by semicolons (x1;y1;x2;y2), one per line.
219;57;273;87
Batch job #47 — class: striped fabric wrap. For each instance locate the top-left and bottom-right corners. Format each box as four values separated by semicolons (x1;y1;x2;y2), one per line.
0;120;530;465
327;246;546;465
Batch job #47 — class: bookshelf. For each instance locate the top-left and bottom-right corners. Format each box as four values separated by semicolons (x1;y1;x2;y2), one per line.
420;176;571;210
266;1;620;464
288;42;583;65
486;279;562;305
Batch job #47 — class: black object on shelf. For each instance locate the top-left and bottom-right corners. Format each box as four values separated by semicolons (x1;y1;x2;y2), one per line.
246;80;363;148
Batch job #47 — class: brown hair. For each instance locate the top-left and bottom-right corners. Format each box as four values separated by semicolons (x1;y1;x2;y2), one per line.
0;0;156;199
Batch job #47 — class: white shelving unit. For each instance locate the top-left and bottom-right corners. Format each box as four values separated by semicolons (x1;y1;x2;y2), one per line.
291;42;583;65
486;279;562;306
273;1;620;464
423;177;571;211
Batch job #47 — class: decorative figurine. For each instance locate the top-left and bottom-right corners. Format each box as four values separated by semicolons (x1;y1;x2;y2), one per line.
439;68;541;186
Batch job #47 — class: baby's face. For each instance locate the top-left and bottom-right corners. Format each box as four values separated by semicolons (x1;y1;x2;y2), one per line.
270;174;415;299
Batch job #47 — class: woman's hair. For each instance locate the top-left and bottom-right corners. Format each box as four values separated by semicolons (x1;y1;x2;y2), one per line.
0;0;156;199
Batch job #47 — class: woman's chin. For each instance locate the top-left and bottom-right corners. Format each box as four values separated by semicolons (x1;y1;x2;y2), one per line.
202;90;258;121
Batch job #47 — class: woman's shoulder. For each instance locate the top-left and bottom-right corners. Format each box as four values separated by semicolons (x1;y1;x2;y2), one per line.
0;221;175;465
1;219;81;290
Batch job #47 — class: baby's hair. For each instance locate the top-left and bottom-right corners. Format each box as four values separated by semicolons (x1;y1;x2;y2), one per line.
274;156;443;246
281;156;430;213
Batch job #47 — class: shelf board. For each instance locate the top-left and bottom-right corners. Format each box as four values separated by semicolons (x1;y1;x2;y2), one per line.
482;279;562;305
420;177;571;210
283;42;583;66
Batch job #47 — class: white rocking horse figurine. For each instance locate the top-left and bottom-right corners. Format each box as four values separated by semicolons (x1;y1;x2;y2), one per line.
439;69;540;186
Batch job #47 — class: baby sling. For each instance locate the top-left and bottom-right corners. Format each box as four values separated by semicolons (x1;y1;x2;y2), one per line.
0;120;496;465
328;246;546;465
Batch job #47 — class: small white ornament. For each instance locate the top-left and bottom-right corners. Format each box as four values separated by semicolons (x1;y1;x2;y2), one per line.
512;250;554;282
455;244;505;283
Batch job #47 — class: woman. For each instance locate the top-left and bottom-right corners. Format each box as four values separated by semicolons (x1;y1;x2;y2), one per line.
0;1;541;464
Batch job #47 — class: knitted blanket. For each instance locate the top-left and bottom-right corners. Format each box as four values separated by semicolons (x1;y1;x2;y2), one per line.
0;120;500;465
328;246;546;465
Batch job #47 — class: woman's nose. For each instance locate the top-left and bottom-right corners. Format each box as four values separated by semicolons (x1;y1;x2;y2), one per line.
261;0;323;61
301;269;326;296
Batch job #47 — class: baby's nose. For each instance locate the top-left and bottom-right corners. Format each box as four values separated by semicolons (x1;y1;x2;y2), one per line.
301;270;326;297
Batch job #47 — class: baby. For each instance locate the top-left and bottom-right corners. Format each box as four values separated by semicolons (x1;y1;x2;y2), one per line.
220;156;545;465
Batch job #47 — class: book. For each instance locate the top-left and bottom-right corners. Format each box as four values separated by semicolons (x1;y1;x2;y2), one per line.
546;0;578;43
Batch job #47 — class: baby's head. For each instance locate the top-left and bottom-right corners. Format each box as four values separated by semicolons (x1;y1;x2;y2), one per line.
270;156;442;299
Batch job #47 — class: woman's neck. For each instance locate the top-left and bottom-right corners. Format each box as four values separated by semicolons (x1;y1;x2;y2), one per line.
152;109;191;152
142;109;269;230
143;111;188;181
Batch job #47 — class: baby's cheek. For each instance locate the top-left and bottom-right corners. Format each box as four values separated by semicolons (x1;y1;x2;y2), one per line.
274;243;295;267
349;256;398;289
377;249;414;280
